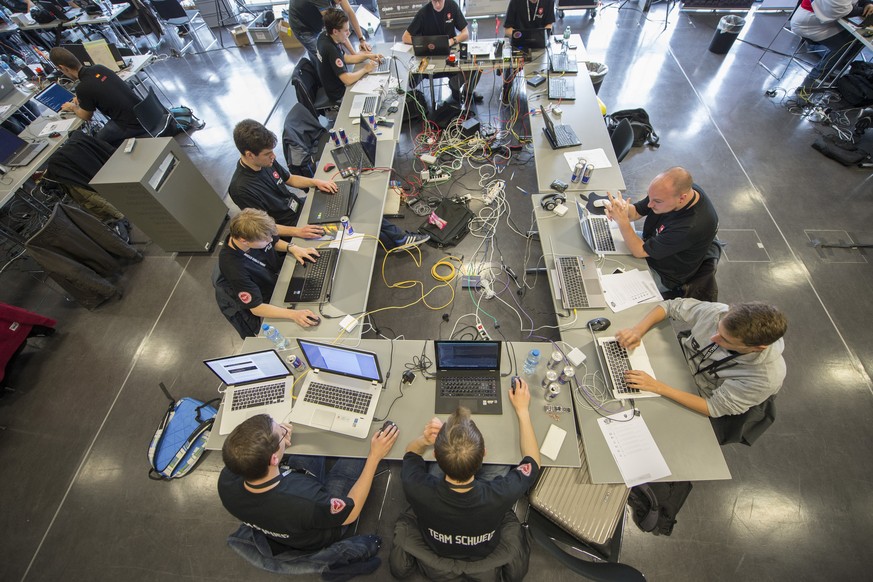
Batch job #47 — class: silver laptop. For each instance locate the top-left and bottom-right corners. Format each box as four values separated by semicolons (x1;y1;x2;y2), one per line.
577;201;632;255
593;335;659;400
349;93;380;118
553;255;607;309
205;350;294;435
0;72;18;100
289;339;384;439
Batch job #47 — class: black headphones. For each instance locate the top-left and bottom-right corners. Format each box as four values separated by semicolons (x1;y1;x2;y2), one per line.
540;193;566;211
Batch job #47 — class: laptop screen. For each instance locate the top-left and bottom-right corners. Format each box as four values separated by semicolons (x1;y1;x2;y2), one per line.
204;350;291;386
35;84;76;113
510;28;547;49
0;126;26;164
298;339;382;382
540;105;557;137
434;341;501;371
358;115;377;166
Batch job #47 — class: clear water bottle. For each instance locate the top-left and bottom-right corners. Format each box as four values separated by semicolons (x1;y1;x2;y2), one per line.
471;19;478;42
563;26;571;42
522;349;541;376
366;22;375;39
262;324;290;350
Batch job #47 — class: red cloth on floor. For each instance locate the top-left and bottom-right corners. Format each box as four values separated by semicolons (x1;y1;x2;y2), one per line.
0;303;57;382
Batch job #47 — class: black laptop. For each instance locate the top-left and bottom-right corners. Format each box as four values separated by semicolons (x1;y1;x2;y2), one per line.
308;151;363;225
284;246;341;304
0;127;49;168
330;115;377;179
540;105;581;149
434;340;503;415
412;35;451;57
510;28;548;52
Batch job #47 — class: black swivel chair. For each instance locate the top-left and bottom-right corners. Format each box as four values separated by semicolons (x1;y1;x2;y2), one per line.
150;0;217;53
610;118;635;164
291;57;335;121
133;87;197;148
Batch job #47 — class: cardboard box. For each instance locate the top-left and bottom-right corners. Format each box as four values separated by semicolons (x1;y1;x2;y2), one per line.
231;25;250;47
276;19;302;49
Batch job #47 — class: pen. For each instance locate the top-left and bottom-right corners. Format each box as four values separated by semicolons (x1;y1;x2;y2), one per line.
516;186;529;195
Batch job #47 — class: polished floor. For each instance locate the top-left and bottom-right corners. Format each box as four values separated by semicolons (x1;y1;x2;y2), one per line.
2;5;873;581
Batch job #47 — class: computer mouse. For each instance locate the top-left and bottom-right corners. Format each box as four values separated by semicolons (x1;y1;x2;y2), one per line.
49;131;62;138
379;420;396;434
307;315;321;325
323;162;335;172
511;376;520;394
588;317;611;332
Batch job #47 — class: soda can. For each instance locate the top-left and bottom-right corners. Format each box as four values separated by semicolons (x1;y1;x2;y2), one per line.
368;114;376;127
338;128;349;145
287;354;306;372
340;215;354;235
571;161;585;183
541;369;559;390
544;382;561;401
581;163;593;184
557;365;576;385
547;350;564;370
329;130;341;146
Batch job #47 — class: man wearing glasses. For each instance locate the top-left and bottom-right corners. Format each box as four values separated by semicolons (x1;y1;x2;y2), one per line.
218;414;398;553
614;299;787;421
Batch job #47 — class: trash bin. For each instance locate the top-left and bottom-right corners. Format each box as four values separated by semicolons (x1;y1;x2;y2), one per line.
587;61;608;95
708;15;745;55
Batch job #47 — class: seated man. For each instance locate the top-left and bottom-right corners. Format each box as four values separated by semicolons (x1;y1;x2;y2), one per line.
288;0;372;64
790;0;873;92
401;377;540;561
219;209;322;328
605;167;719;295
316;8;383;104
504;0;555;36
48;47;147;148
218;414;398;554
615;299;787;418
402;0;480;103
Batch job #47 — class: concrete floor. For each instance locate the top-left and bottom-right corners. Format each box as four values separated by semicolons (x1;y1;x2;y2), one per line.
2;4;873;581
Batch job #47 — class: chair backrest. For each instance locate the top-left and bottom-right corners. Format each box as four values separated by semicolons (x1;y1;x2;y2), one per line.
150;0;187;20
610;118;635;164
133;87;173;137
710;394;777;446
291;57;322;119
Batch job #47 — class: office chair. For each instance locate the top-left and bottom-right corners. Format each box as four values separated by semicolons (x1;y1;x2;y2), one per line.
150;0;217;54
609;118;634;164
710;394;777;446
757;1;824;80
133;87;198;148
291;57;335;120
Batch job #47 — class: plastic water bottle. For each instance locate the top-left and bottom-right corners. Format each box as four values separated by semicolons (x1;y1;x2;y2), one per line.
471;19;478;42
522;349;541;376
366;22;375;39
563;26;571;42
262;324;290;350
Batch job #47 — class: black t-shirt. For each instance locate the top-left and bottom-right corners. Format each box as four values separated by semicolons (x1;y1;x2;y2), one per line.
503;0;555;31
401;453;540;559
315;31;347;103
75;64;142;130
287;0;335;36
217;467;354;553
228;160;303;226
406;0;468;38
632;183;719;289
218;234;283;311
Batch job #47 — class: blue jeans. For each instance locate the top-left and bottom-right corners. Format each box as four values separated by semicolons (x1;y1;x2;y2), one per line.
283;454;365;499
295;29;319;64
379;218;406;249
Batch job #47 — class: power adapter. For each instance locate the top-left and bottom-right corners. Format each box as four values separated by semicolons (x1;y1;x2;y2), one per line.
461;275;481;288
566;347;586;367
339;315;359;333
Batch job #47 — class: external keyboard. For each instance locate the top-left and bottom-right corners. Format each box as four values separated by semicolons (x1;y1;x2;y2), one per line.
304;381;372;414
230;381;286;411
440;376;498;398
590;216;617;252
557;256;590;308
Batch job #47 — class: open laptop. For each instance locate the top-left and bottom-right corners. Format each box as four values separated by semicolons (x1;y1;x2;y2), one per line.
0;73;18;100
547;68;576;100
434;340;503;415
331;115;378;178
309;152;363;225
0;127;49;168
548;45;578;74
553;255;607;309
541;105;581;149
284;246;340;303
204;349;294;435
589;328;659;401
289;339;384;438
510;27;548;52
576;201;631;255
412;35;451;57
34;83;76;113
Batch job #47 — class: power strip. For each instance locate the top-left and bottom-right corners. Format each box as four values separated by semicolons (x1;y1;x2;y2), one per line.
482;181;502;204
475;323;491;340
420;153;437;165
479;279;495;299
420;169;450;184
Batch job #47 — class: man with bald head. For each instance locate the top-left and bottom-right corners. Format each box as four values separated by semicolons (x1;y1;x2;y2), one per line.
606;167;719;293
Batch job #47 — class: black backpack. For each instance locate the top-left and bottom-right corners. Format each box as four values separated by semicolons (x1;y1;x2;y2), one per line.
418;198;473;247
627;481;693;536
606;108;660;148
836;62;873;107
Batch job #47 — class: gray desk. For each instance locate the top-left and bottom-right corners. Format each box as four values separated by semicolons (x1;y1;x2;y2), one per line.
532;194;730;483
206;338;581;468
0;86;35;124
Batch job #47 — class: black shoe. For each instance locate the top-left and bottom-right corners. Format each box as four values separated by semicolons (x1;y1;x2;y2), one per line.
473;92;484;103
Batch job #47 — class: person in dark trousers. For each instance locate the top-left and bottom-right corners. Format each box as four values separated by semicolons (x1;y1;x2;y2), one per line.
48;47;146;148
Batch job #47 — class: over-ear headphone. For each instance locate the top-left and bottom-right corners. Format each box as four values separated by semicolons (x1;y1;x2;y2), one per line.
540;193;566;211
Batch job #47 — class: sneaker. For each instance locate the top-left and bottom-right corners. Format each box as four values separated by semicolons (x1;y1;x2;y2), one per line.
473;92;484;103
396;233;430;248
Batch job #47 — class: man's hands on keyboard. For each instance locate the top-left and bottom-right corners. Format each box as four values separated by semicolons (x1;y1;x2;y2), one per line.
288;245;320;265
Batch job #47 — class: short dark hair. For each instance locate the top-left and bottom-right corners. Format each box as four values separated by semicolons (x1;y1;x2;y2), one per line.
49;47;81;70
221;414;281;481
323;7;348;34
233;119;277;156
434;407;485;481
722;302;788;347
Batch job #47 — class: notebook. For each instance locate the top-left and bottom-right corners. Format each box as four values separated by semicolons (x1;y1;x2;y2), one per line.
289;339;384;438
412;35;451;57
576;201;631;255
433;340;503;415
33;83;76;113
0;126;48;168
331;115;378;178
540;105;581;149
204;349;294;435
284;246;341;304
553;255;607;310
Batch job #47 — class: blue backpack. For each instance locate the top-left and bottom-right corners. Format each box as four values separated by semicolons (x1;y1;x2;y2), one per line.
148;383;219;480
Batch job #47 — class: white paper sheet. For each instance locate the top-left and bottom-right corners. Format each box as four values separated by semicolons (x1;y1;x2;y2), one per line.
599;269;661;312
328;231;364;251
350;75;388;94
563;148;612;170
391;42;413;53
597;411;671;487
38;118;77;136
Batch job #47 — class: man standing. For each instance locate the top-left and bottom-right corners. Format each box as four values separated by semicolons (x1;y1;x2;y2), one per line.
288;0;372;63
316;8;383;104
49;47;146;147
399;378;540;562
218;414;398;553
504;0;555;36
615;299;787;420
606;167;719;294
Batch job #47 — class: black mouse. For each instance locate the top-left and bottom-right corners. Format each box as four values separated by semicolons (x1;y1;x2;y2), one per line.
379;420;396;434
511;376;520;394
588;317;611;332
307;315;321;325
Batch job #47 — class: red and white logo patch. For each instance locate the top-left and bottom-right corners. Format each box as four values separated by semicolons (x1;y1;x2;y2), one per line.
335;58;344;68
447;12;451;18
538;7;543;14
238;291;252;304
329;498;347;514
516;463;532;477
272;170;280;179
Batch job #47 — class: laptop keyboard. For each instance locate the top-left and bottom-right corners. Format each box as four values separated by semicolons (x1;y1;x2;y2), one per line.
549;78;575;100
304;381;372;414
550;54;578;73
556;256;590;308
230;381;286;411
440;376;498;398
552;124;579;148
374;60;390;73
296;247;338;302
590;216;617;252
601;340;640;396
361;95;378;114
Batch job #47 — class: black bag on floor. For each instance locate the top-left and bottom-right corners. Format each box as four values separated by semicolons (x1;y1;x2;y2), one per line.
627;481;693;536
836;61;873;107
811;134;873;167
606;108;660;147
418;198;473;247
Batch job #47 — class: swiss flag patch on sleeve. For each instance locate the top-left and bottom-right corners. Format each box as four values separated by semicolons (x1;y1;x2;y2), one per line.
516;463;532;477
238;291;252;304
329;498;347;514
335;58;344;68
